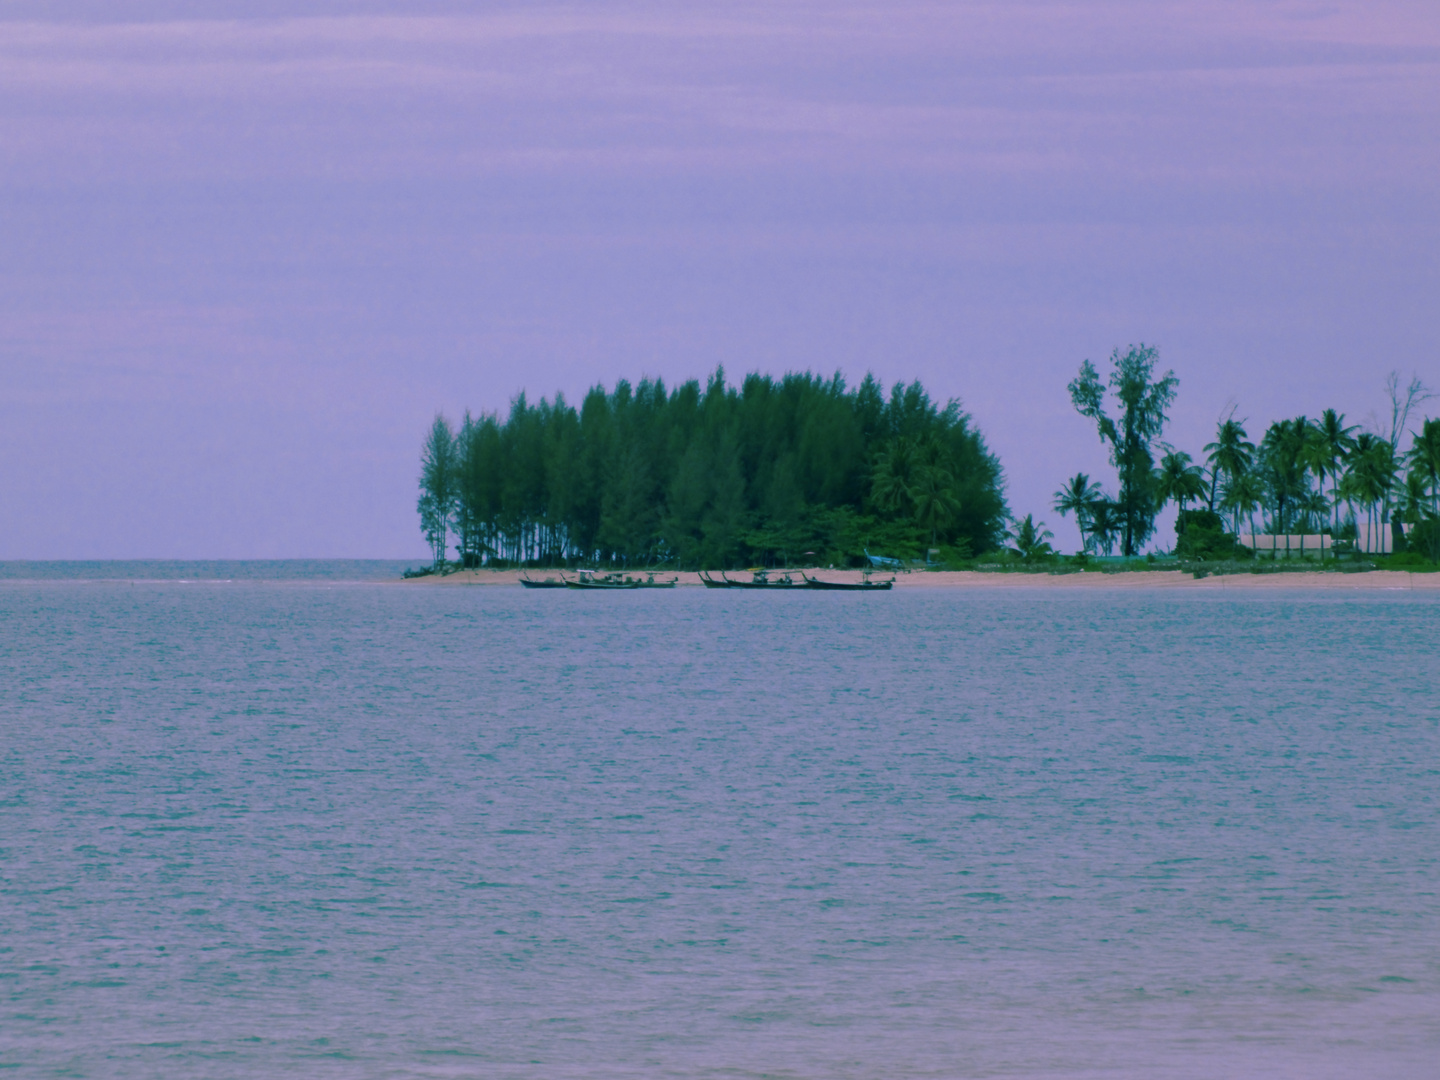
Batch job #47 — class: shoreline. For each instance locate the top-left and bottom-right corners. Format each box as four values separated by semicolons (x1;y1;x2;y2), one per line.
402;568;1440;590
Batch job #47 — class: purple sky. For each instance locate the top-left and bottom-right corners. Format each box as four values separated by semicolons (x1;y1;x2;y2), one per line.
2;0;1436;558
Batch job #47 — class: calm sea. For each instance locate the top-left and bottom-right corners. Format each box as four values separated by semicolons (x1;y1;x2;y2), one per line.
2;563;1437;1078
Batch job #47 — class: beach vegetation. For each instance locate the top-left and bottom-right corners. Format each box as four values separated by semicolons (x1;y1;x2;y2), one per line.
1007;514;1055;560
1052;473;1105;554
418;370;1007;568
1054;359;1438;568
418;413;459;568
1068;344;1178;556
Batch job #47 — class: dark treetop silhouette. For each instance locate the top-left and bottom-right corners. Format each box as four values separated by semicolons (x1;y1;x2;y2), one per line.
417;370;1007;569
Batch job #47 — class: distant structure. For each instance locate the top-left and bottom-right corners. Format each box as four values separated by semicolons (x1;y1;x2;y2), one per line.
1238;523;1411;558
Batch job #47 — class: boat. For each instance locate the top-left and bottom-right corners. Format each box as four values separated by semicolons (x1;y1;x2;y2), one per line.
720;569;805;589
635;574;678;588
864;547;905;570
519;574;567;589
563;570;641;590
802;573;895;591
699;572;732;588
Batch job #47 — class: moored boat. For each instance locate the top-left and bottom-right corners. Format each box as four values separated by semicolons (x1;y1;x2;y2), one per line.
520;574;567;589
801;573;894;591
564;570;641;590
721;569;805;589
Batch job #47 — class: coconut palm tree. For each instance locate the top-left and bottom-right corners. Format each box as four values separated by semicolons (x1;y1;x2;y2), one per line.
1315;409;1357;533
1155;450;1207;514
1398;469;1429;526
1297;489;1331;559
1408;417;1440;519
1260;417;1321;558
1008;514;1055;560
1222;468;1263;550
870;438;918;519
1053;473;1105;553
1344;434;1397;553
1087;499;1120;556
911;456;962;548
1204;416;1254;512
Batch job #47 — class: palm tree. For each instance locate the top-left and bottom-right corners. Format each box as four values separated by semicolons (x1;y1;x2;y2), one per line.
1408;418;1440;520
911;457;961;547
870;438;918;519
1008;514;1055;560
1053;473;1105;553
1204;416;1254;512
1260;418;1314;558
1087;499;1120;556
1297;489;1330;559
1315;409;1357;534
1222;468;1263;551
1344;434;1397;553
1398;469;1429;525
1155;450;1207;514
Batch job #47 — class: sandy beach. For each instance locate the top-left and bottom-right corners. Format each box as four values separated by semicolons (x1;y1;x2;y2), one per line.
402;568;1440;589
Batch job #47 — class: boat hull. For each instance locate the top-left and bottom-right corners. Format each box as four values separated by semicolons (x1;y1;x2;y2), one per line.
802;575;894;591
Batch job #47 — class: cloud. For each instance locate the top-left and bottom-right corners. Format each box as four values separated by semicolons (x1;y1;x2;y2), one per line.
0;3;1434;184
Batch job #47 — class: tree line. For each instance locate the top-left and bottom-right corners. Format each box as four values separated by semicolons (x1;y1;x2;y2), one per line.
1052;348;1440;561
416;370;1008;569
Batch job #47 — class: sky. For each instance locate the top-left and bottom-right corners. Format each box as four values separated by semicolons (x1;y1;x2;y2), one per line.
1;0;1437;559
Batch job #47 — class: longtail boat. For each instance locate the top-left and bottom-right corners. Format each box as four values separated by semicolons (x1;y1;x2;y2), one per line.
563;570;641;590
720;570;805;589
802;573;894;591
519;574;567;589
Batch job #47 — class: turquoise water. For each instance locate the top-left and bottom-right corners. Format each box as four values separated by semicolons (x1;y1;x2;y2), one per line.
3;568;1438;1078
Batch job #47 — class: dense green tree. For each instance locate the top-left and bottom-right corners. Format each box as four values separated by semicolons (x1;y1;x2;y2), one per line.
1068;345;1178;556
419;369;1008;568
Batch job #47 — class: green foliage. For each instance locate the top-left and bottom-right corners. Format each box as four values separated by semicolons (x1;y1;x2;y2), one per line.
1174;508;1248;561
1068;344;1178;556
1008;514;1055;560
424;370;1008;568
1094;371;1438;564
1154;451;1206;512
1404;519;1440;564
418;413;458;567
1204;416;1255;515
1052;472;1105;553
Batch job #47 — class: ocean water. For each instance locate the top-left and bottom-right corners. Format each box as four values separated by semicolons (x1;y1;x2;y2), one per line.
2;566;1438;1078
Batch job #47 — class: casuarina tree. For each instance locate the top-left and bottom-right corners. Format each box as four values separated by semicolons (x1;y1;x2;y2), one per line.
418;413;458;568
1068;345;1178;556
